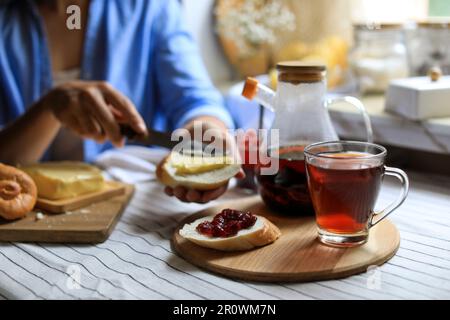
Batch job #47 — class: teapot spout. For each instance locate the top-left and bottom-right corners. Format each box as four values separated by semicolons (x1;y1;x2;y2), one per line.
242;77;276;112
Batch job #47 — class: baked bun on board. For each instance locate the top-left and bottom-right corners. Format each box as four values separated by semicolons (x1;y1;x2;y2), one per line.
0;163;37;220
179;215;281;251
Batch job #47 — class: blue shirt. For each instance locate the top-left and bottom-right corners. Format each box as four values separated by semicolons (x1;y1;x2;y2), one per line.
0;0;234;161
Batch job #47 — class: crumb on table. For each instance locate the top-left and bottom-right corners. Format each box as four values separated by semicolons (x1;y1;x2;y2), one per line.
35;212;45;221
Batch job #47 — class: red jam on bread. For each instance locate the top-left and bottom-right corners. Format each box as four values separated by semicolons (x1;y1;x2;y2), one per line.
196;209;257;238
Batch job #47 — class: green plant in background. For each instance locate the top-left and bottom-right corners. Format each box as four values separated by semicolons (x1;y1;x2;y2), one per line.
429;0;450;16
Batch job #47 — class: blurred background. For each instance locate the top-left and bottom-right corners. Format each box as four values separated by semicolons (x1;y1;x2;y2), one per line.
182;0;450;175
184;0;449;83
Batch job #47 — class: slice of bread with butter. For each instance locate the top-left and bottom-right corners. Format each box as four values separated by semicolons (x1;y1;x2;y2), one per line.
157;152;241;190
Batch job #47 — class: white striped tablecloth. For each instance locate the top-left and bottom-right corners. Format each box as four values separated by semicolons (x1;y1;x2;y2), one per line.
0;171;449;300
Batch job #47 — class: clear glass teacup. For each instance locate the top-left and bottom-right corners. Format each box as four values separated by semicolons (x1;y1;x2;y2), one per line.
304;141;409;247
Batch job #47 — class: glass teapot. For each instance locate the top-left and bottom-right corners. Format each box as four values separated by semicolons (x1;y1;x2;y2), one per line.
242;61;373;216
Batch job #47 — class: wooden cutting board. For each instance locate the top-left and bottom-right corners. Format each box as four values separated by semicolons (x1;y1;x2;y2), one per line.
0;183;134;244
172;196;400;283
36;181;126;213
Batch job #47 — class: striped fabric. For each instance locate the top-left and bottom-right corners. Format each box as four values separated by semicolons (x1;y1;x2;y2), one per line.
0;171;449;300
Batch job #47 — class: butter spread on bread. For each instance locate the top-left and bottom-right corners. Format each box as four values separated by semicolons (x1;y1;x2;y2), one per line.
157;152;241;190
170;153;234;175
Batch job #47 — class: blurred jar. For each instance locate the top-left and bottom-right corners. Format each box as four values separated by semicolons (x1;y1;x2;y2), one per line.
349;23;409;94
271;0;352;90
407;22;450;76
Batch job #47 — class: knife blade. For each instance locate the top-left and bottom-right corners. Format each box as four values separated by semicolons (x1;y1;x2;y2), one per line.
120;125;179;149
120;125;227;156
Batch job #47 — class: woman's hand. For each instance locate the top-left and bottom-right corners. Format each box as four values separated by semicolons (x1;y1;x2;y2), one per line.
40;81;147;147
164;116;244;204
164;169;245;204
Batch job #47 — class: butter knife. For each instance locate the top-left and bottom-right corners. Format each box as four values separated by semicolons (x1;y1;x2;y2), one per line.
120;125;223;156
120;125;179;149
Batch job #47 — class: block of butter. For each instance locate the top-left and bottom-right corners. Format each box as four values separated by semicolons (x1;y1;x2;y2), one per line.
170;153;234;175
21;162;104;200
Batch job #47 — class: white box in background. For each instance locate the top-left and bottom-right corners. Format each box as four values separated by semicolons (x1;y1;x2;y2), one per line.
385;76;450;120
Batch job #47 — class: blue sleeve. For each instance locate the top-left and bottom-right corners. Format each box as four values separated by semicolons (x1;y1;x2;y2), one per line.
152;0;234;130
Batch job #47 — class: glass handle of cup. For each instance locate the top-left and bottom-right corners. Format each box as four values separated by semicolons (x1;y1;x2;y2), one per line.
325;96;374;143
370;166;409;228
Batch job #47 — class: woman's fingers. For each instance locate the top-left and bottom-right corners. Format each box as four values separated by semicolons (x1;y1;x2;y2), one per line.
100;82;147;135
81;88;124;147
47;81;144;147
165;186;202;202
59;111;86;137
185;189;201;202
173;186;188;201
73;107;104;141
166;185;227;204
164;186;174;196
200;185;228;203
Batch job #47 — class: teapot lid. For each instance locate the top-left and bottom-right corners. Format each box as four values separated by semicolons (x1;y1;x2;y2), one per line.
276;61;326;83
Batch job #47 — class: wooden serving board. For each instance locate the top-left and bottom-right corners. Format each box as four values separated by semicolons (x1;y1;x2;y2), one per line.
0;183;134;244
36;181;126;213
172;196;400;283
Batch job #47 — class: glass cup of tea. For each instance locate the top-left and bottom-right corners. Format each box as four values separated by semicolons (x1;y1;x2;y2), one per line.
304;141;409;247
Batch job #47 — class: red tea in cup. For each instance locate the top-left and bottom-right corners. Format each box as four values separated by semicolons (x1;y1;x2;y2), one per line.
306;152;383;234
304;141;409;247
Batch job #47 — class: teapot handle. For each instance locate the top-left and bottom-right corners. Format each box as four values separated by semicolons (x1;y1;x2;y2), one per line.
325;96;374;143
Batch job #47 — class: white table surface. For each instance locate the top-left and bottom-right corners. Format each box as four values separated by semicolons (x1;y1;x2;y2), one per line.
0;168;449;300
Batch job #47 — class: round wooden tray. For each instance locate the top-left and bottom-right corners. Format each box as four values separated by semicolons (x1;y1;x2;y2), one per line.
172;196;400;283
